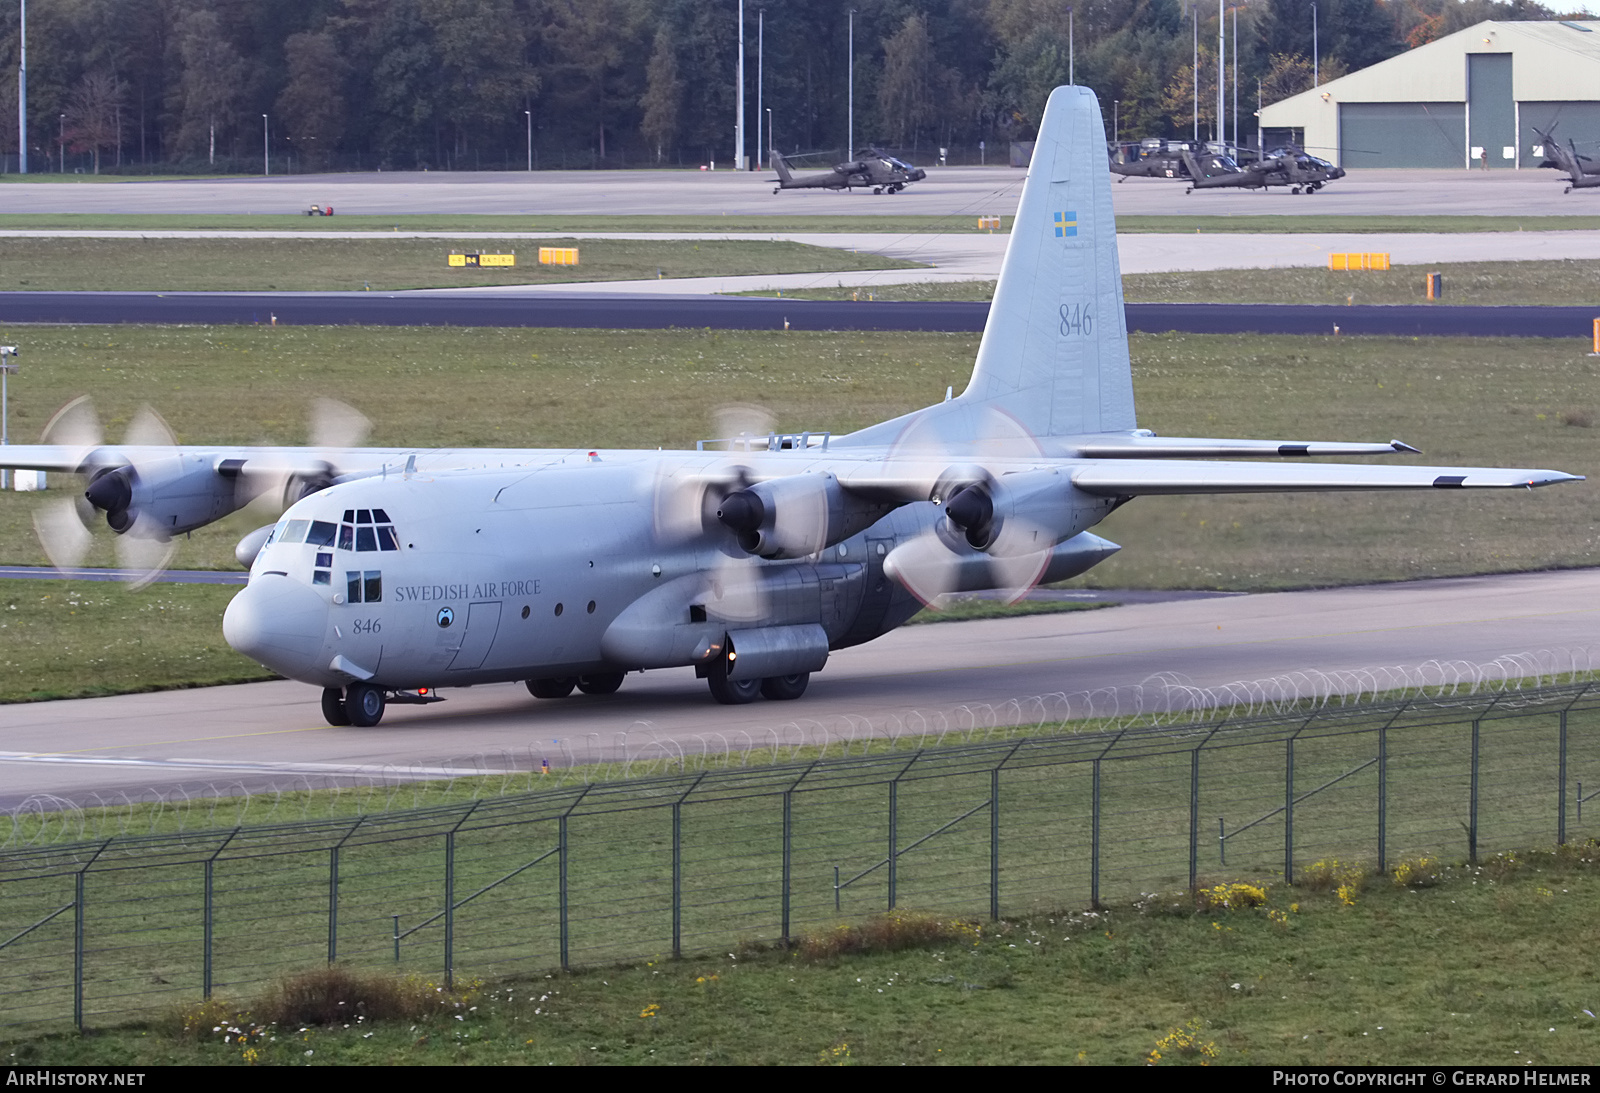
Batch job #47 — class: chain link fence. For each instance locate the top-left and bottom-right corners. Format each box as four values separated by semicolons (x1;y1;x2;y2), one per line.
4;681;1600;1034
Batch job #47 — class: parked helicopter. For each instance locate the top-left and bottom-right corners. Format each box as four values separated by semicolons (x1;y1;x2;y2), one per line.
0;87;1576;728
1532;125;1600;192
770;149;927;194
1180;145;1344;194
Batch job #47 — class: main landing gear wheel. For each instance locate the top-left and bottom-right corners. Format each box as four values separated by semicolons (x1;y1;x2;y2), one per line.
706;658;761;705
321;687;352;726
345;683;386;728
576;673;625;695
760;673;810;701
527;677;575;699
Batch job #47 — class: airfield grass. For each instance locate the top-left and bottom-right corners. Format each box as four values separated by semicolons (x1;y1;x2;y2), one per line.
0;324;1591;590
741;258;1600;306
0;211;1596;234
0;236;920;292
4;852;1600;1065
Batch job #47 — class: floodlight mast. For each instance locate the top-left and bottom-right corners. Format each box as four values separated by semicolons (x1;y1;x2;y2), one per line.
0;345;18;490
17;0;25;175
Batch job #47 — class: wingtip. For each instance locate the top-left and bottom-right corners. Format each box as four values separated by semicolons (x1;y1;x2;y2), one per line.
1390;439;1422;454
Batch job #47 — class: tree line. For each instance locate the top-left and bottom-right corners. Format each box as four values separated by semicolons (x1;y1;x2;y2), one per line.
0;0;1577;174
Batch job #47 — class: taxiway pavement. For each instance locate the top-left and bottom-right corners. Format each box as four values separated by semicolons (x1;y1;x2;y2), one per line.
1;568;1593;809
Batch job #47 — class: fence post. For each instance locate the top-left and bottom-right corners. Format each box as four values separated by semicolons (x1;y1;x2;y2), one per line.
1284;736;1295;885
203;859;214;1001
781;791;793;943
74;871;84;1031
671;800;682;959
1469;719;1481;863
989;766;1000;922
1091;758;1101;909
328;847;340;966
1377;724;1388;873
887;780;898;910
329;818;364;966
1559;710;1569;846
1189;749;1200;889
444;829;455;989
201;828;239;1001
559;814;570;971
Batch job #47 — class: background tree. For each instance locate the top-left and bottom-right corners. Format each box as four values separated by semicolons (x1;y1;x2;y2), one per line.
275;31;347;170
65;69;123;173
174;9;245;165
639;28;683;163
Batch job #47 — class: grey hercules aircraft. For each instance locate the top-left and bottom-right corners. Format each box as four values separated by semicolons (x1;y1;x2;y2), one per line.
1532;125;1600;192
770;149;926;194
0;86;1579;728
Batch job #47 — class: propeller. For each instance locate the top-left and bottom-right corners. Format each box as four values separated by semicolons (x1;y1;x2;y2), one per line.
880;404;1065;608
31;397;177;585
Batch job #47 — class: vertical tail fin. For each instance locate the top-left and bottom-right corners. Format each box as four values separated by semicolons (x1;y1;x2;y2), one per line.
839;86;1135;449
772;152;794;184
961;86;1135;438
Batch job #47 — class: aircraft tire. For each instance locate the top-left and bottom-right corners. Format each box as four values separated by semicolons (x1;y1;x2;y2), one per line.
345;683;386;728
760;673;810;701
321;687;352;727
576;673;625;695
706;658;761;705
527;677;576;699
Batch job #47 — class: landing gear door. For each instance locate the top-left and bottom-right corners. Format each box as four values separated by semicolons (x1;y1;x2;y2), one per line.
447;601;503;671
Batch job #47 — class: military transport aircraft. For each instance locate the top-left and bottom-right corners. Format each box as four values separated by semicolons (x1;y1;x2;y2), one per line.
0;86;1579;728
1532;125;1600;192
770;149;926;194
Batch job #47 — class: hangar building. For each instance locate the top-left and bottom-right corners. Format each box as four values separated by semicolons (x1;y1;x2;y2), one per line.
1258;19;1600;169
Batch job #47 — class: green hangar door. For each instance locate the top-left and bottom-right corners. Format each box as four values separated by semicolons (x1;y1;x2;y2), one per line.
1467;53;1515;168
1339;103;1465;168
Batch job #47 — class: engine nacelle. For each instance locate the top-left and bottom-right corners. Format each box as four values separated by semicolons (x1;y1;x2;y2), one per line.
86;453;254;537
717;473;856;559
943;467;1114;557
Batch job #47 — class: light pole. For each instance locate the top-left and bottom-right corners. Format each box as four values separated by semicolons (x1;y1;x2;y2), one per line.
766;107;773;168
17;0;26;175
847;9;856;161
0;345;18;491
262;114;269;176
1068;8;1074;86
1312;1;1319;87
1114;100;1119;144
756;8;764;169
524;110;532;172
735;0;745;171
57;112;62;173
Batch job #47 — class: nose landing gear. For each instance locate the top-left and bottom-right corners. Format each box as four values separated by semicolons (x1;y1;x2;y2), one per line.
322;683;386;727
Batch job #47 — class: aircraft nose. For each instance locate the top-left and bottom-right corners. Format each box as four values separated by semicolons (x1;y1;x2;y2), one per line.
224;574;330;682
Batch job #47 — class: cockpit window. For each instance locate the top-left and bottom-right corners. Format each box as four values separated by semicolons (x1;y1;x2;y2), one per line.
306;521;336;547
281;519;310;544
340;516;400;551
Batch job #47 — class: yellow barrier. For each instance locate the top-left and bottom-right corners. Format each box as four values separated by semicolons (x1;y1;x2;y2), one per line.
1328;252;1390;271
977;215;1002;230
448;252;516;268
539;247;580;266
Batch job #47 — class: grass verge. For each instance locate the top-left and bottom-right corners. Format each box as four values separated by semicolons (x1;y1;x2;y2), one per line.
738;258;1600;306
0;236;920;292
5;845;1599;1064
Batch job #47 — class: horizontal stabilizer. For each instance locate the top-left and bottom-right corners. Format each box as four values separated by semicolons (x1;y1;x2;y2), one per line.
1067;436;1420;458
1070;460;1583;496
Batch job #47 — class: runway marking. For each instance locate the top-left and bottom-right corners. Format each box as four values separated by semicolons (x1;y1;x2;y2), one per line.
3;723;334;761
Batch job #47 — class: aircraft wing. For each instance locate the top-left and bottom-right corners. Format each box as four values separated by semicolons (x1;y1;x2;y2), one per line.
1069;459;1583;496
0;443;421;477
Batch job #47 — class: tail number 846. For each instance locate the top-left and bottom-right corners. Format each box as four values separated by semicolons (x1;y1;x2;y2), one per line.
1059;303;1093;337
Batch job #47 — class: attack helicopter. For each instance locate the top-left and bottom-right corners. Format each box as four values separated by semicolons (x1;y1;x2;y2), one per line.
770;149;926;194
1532;125;1600;192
